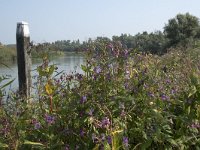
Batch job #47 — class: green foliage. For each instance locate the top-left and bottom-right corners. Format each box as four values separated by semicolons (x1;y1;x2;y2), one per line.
112;32;168;54
0;40;200;149
0;45;16;62
164;13;200;48
1;13;200;149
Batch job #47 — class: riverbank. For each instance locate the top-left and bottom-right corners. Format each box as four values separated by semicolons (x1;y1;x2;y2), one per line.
0;45;16;62
0;45;67;62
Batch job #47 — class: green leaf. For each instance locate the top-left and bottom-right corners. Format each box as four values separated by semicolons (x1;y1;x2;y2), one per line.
23;140;44;146
81;65;87;72
187;106;191;115
48;65;55;76
188;85;197;98
0;142;8;148
167;138;178;147
141;139;152;150
0;78;15;90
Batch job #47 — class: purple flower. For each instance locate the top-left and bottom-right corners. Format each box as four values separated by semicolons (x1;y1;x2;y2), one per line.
161;94;169;101
106;73;111;80
149;93;155;97
34;122;41;129
87;108;94;116
124;82;129;89
123;136;129;148
101;117;110;128
123;49;129;57
191;123;200;128
94;66;101;74
107;136;112;144
108;43;114;49
80;96;87;104
80;128;85;137
166;79;171;84
120;110;126;118
45;114;55;125
65;144;70;150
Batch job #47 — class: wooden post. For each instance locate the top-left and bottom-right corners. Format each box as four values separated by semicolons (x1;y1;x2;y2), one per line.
16;21;31;97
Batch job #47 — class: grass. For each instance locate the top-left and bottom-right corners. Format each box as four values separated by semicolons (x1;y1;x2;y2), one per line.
0;46;17;62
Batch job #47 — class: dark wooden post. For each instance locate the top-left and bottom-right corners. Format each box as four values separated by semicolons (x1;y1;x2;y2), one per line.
16;21;31;97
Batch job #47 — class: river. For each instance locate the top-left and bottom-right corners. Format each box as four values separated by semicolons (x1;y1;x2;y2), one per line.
0;52;85;93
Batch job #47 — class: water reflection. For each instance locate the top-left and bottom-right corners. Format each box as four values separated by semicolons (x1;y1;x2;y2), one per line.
0;52;85;92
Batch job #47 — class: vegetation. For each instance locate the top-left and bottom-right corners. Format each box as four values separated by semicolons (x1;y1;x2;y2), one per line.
0;43;64;62
0;45;16;62
0;13;200;149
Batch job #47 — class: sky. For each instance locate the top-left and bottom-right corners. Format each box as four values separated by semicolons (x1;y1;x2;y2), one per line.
1;0;200;44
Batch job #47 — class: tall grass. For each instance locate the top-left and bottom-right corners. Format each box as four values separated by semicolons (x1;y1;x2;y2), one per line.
0;46;16;62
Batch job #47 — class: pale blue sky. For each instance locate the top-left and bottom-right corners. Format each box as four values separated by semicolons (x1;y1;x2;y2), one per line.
1;0;200;44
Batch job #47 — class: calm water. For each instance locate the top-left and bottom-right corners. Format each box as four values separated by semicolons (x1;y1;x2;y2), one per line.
0;52;85;92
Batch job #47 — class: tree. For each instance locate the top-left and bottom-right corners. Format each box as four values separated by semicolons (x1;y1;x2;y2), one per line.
164;13;200;47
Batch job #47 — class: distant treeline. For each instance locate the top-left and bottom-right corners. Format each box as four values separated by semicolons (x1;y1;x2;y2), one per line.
47;13;200;54
1;12;200;62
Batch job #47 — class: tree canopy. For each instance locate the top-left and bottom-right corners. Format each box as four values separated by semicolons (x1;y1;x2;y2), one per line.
164;13;200;47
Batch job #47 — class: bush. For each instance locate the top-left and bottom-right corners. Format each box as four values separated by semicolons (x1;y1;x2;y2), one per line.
0;40;200;149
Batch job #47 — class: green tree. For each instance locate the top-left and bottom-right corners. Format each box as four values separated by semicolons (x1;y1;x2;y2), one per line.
164;13;200;47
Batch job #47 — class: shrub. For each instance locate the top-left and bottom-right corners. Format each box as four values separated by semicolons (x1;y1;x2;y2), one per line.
0;40;200;149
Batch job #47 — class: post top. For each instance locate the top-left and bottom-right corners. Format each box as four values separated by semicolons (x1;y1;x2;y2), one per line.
17;21;29;25
16;21;30;37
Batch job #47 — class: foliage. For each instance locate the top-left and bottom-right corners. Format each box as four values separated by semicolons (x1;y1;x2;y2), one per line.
112;32;168;54
0;45;16;62
0;39;200;149
164;13;200;48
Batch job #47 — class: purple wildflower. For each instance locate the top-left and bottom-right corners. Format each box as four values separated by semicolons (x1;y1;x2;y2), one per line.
123;136;129;148
171;90;175;94
107;136;112;144
106;73;111;80
124;82;129;89
123;49;129;57
65;144;70;150
161;94;169;101
80;128;85;137
94;66;102;74
45;114;55;125
87;108;94;116
148;92;155;97
120;110;126;118
80;96;87;104
34;122;41;129
108;43;114;49
166;79;171;84
191;123;200;128
101;117;110;128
